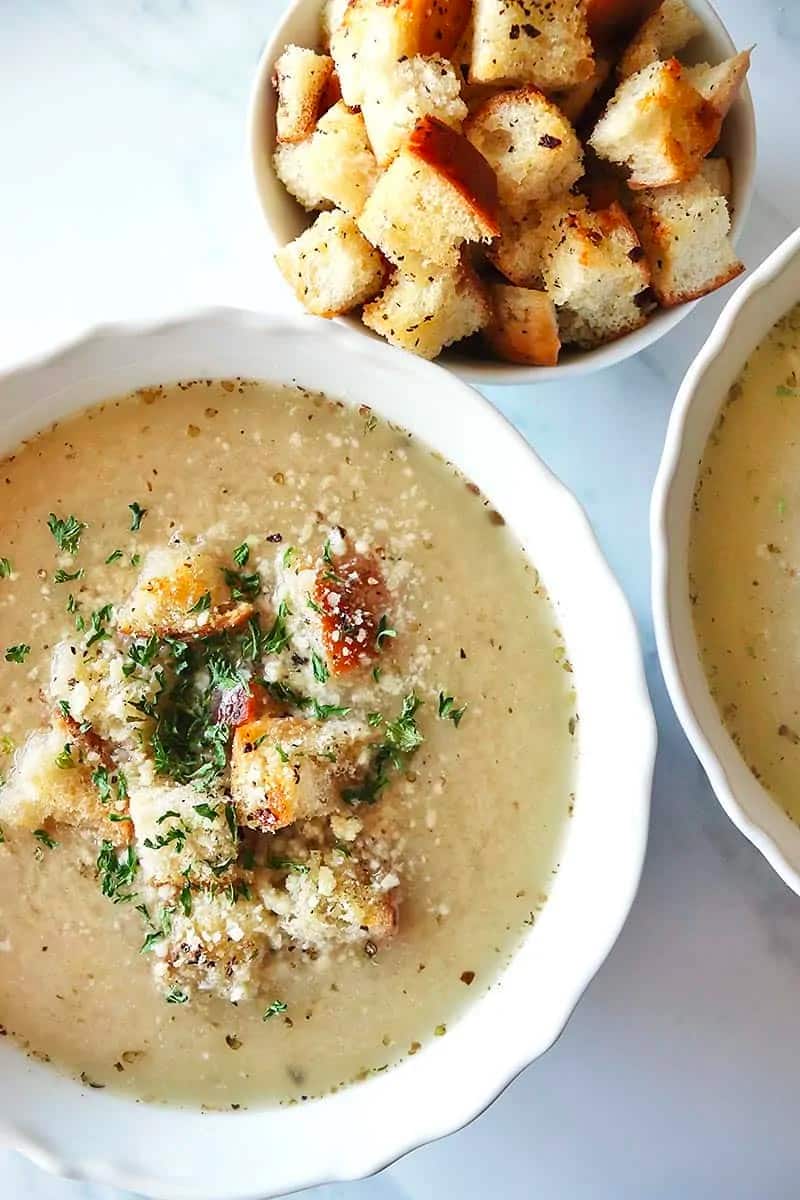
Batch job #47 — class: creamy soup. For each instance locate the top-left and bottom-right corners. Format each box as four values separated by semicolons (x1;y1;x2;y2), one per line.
0;380;576;1108
691;301;800;821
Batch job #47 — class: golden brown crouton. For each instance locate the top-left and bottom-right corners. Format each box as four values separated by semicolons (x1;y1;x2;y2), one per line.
230;716;377;833
699;156;732;203
470;0;594;90
618;0;703;79
488;196;584;287
117;545;255;640
275;102;380;218
357;116;499;270
541;202;653;347
275;210;387;317
465;88;584;217
629;170;743;306
484;285;561;366
361;54;468;165
362;259;492;358
272;853;399;949
683;50;751;120
589;58;722;190
129;781;240;891
273;45;335;143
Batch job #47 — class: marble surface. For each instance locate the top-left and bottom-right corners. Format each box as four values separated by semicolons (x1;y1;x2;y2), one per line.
1;1;800;1197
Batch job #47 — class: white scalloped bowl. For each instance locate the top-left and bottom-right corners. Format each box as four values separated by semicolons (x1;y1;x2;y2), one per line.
0;311;654;1197
249;0;755;385
652;228;800;894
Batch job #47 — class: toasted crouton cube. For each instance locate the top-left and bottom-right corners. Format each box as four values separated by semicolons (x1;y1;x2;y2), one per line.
362;55;468;165
129;782;239;891
465;88;583;217
275;102;379;217
275;210;386;317
321;0;350;49
541;202;653;347
231;716;377;832
363;260;492;358
152;890;279;1003
629;170;743;306
0;726;128;842
589;58;722;189
470;0;594;90
618;0;703;79
117;545;255;640
273;45;334;143
357;117;499;270
683;50;751;120
488;196;583;287
484;285;561;365
273;853;399;949
553;57;612;124
699;155;732;203
331;0;471;106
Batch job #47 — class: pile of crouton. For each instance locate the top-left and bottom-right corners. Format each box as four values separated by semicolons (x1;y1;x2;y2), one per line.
270;0;750;365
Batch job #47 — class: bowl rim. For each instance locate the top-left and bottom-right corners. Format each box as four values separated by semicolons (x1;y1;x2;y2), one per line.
0;308;655;1198
247;0;757;385
651;227;800;895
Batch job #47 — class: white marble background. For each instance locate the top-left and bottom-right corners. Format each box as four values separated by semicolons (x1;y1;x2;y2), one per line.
1;1;800;1197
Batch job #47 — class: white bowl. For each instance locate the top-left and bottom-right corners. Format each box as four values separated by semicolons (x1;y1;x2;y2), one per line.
0;311;655;1198
652;228;800;894
249;0;756;385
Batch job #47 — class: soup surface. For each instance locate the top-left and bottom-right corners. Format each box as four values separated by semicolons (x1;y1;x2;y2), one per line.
691;301;800;821
0;380;576;1107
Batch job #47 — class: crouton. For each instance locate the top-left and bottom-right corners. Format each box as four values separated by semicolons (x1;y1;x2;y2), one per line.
487;196;583;287
273;45;334;143
230;716;377;833
272;852;399;949
484;285;561;365
553;57;612;125
129;781;239;890
363;259;492;358
618;0;703;78
629;170;743;306
117;545;255;640
321;0;350;49
361;55;468;165
465;88;584;217
541;202;654;347
151;890;279;1004
683;50;751;120
0;725;128;841
589;58;722;189
331;0;471;106
275;210;386;317
357;117;499;270
699;155;732;202
276;101;379;217
470;0;594;90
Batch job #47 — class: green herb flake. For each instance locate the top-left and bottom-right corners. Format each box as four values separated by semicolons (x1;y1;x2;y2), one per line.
193;802;219;821
33;828;58;850
367;711;383;727
311;650;329;684
0;558;12;579
54;743;74;770
233;542;250;567
262;600;291;655
776;384;798;397
47;513;86;555
97;841;138;903
105;548;124;565
130;553;141;568
54;567;84;584
186;591;211;615
128;502;146;532
322;539;334;564
268;857;309;874
310;698;351;721
274;743;289;764
165;987;189;1005
438;691;467;728
282;545;296;568
223;567;261;601
224;801;237;841
179;883;193;917
375;615;397;649
5;643;31;664
86;603;113;648
263;1000;288;1020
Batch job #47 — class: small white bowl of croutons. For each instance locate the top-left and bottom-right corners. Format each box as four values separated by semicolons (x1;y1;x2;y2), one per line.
249;0;755;382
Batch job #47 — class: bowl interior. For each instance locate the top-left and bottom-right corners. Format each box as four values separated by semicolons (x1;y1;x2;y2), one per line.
249;0;756;384
0;312;654;1199
654;229;800;892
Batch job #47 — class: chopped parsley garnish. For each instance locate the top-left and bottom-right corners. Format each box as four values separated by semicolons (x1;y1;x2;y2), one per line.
130;552;141;568
223;567;261;601
128;502;146;532
263;1000;288;1020
33;828;58;849
0;558;11;578
310;699;351;720
186;591;211;615
143;826;187;853
86;603;113;648
126;634;160;673
262;600;290;655
140;905;174;953
282;545;296;568
55;743;75;771
306;593;323;615
233;542;250;567
193;802;218;821
372;665;382;683
53;567;84;583
262;679;309;708
66;593;79;613
0;824;5;844
776;384;798;397
179;882;193;917
438;691;467;727
367;711;383;727
343;692;423;806
156;809;181;825
225;802;237;840
322;539;334;564
5;643;30;664
166;988;189;1005
47;513;86;555
97;841;138;903
108;813;132;823
105;548;124;565
311;650;329;684
375;615;396;648
274;743;289;763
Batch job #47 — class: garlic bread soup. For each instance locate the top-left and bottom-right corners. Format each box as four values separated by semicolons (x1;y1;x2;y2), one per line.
0;380;576;1107
691;302;800;822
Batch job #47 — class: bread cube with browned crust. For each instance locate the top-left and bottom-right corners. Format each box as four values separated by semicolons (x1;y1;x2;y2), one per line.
683;50;751;120
362;54;468;165
117;545;254;640
484;284;561;365
363;260;492;358
272;852;399;949
488;195;584;288
273;45;335;143
589;58;722;190
357;116;499;270
618;0;703;79
465;87;583;217
275;101;380;217
276;210;386;317
129;781;240;891
470;0;594;90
